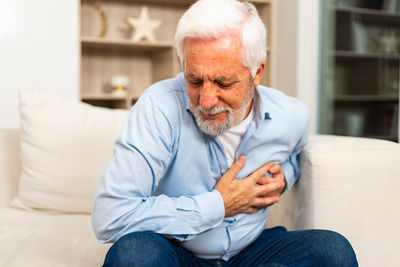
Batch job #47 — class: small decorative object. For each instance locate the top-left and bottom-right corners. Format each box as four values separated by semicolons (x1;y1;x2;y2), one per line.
126;6;162;42
377;29;399;54
81;0;108;38
110;75;130;97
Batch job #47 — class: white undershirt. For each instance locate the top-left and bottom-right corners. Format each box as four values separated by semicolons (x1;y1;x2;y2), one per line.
217;106;254;167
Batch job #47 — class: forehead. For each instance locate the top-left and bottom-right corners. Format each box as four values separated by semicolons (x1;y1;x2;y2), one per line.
184;35;241;56
183;36;246;76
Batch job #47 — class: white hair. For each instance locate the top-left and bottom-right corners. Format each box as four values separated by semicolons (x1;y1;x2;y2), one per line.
174;0;267;77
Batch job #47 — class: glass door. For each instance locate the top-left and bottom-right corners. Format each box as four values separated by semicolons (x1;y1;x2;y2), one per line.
319;0;399;142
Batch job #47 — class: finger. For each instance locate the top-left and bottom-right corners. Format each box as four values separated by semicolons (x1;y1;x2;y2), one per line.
249;161;274;183
255;180;285;196
268;164;281;175
257;176;274;185
224;155;246;179
250;195;280;209
260;188;281;198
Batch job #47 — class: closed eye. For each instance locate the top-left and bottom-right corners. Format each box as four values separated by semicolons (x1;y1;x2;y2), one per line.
215;81;235;89
189;79;203;87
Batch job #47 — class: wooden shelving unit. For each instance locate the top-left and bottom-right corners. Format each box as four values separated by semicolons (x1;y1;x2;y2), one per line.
81;37;174;50
334;50;400;59
79;0;275;109
320;0;399;142
334;94;398;101
335;5;400;18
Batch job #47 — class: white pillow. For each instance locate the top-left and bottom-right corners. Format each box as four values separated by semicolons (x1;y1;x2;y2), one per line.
15;90;128;213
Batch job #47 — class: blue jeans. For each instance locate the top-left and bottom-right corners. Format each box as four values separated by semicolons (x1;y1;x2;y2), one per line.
103;226;358;267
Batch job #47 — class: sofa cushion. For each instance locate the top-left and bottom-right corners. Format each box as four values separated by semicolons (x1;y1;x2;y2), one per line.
268;134;400;267
0;129;21;207
15;90;128;213
0;207;111;266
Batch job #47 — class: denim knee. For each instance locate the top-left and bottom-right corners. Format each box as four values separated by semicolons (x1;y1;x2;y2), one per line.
306;230;358;267
103;231;178;267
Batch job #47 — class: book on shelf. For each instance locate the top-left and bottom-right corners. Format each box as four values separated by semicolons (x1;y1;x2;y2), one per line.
352;20;369;53
382;0;400;13
390;104;399;137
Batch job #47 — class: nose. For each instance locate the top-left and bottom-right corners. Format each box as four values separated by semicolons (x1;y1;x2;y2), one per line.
199;82;218;110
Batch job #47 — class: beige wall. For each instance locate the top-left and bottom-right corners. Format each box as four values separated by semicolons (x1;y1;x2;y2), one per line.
274;0;320;133
275;0;299;98
0;0;319;132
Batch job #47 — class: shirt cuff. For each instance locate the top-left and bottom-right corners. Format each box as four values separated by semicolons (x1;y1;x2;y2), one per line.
192;189;225;228
280;160;297;190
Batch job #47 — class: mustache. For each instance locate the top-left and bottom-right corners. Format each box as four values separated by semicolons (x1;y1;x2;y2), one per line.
197;105;232;115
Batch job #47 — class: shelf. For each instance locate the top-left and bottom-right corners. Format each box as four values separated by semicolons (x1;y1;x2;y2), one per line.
80;0;275;109
320;1;399;142
125;0;272;6
249;0;272;4
81;93;128;100
81;37;174;51
333;50;400;59
81;93;139;109
364;134;398;142
335;95;399;102
334;6;400;18
81;93;141;100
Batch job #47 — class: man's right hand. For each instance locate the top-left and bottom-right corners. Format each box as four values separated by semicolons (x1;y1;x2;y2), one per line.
214;156;283;217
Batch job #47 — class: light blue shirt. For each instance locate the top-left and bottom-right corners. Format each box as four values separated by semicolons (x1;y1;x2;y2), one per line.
92;73;310;260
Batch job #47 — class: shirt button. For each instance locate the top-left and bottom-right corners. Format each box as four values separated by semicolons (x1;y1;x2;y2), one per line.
221;169;226;173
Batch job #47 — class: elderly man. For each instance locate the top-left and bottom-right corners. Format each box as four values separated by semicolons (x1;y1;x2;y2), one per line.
92;0;358;266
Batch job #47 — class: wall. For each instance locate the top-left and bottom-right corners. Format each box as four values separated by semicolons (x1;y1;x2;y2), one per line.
296;0;320;134
274;0;320;134
0;0;80;129
0;1;320;131
275;0;299;98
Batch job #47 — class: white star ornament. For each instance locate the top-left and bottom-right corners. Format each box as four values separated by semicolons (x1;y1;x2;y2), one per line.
126;6;162;43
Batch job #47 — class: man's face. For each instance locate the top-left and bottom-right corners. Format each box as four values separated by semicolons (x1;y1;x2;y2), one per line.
184;36;263;136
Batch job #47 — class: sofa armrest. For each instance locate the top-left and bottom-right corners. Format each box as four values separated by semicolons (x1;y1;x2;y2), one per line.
0;129;21;207
268;134;400;267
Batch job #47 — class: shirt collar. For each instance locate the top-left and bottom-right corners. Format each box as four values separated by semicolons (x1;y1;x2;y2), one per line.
254;86;272;126
177;73;191;111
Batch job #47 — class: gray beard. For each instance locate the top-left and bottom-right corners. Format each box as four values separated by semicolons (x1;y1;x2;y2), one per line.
190;82;254;136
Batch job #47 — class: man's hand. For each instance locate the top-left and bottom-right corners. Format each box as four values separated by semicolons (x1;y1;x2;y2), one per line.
214;156;286;217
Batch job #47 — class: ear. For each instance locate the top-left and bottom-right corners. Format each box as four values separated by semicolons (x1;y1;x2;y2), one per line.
253;60;266;87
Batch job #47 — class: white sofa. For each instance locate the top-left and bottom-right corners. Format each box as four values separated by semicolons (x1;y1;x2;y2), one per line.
0;90;399;266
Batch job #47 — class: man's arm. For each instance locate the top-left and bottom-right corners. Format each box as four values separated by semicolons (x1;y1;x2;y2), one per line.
92;90;306;243
91;93;226;243
92;145;283;243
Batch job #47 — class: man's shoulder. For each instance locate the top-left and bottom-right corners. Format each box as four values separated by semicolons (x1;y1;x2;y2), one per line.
257;85;310;116
143;73;186;101
256;85;310;140
128;73;187;125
